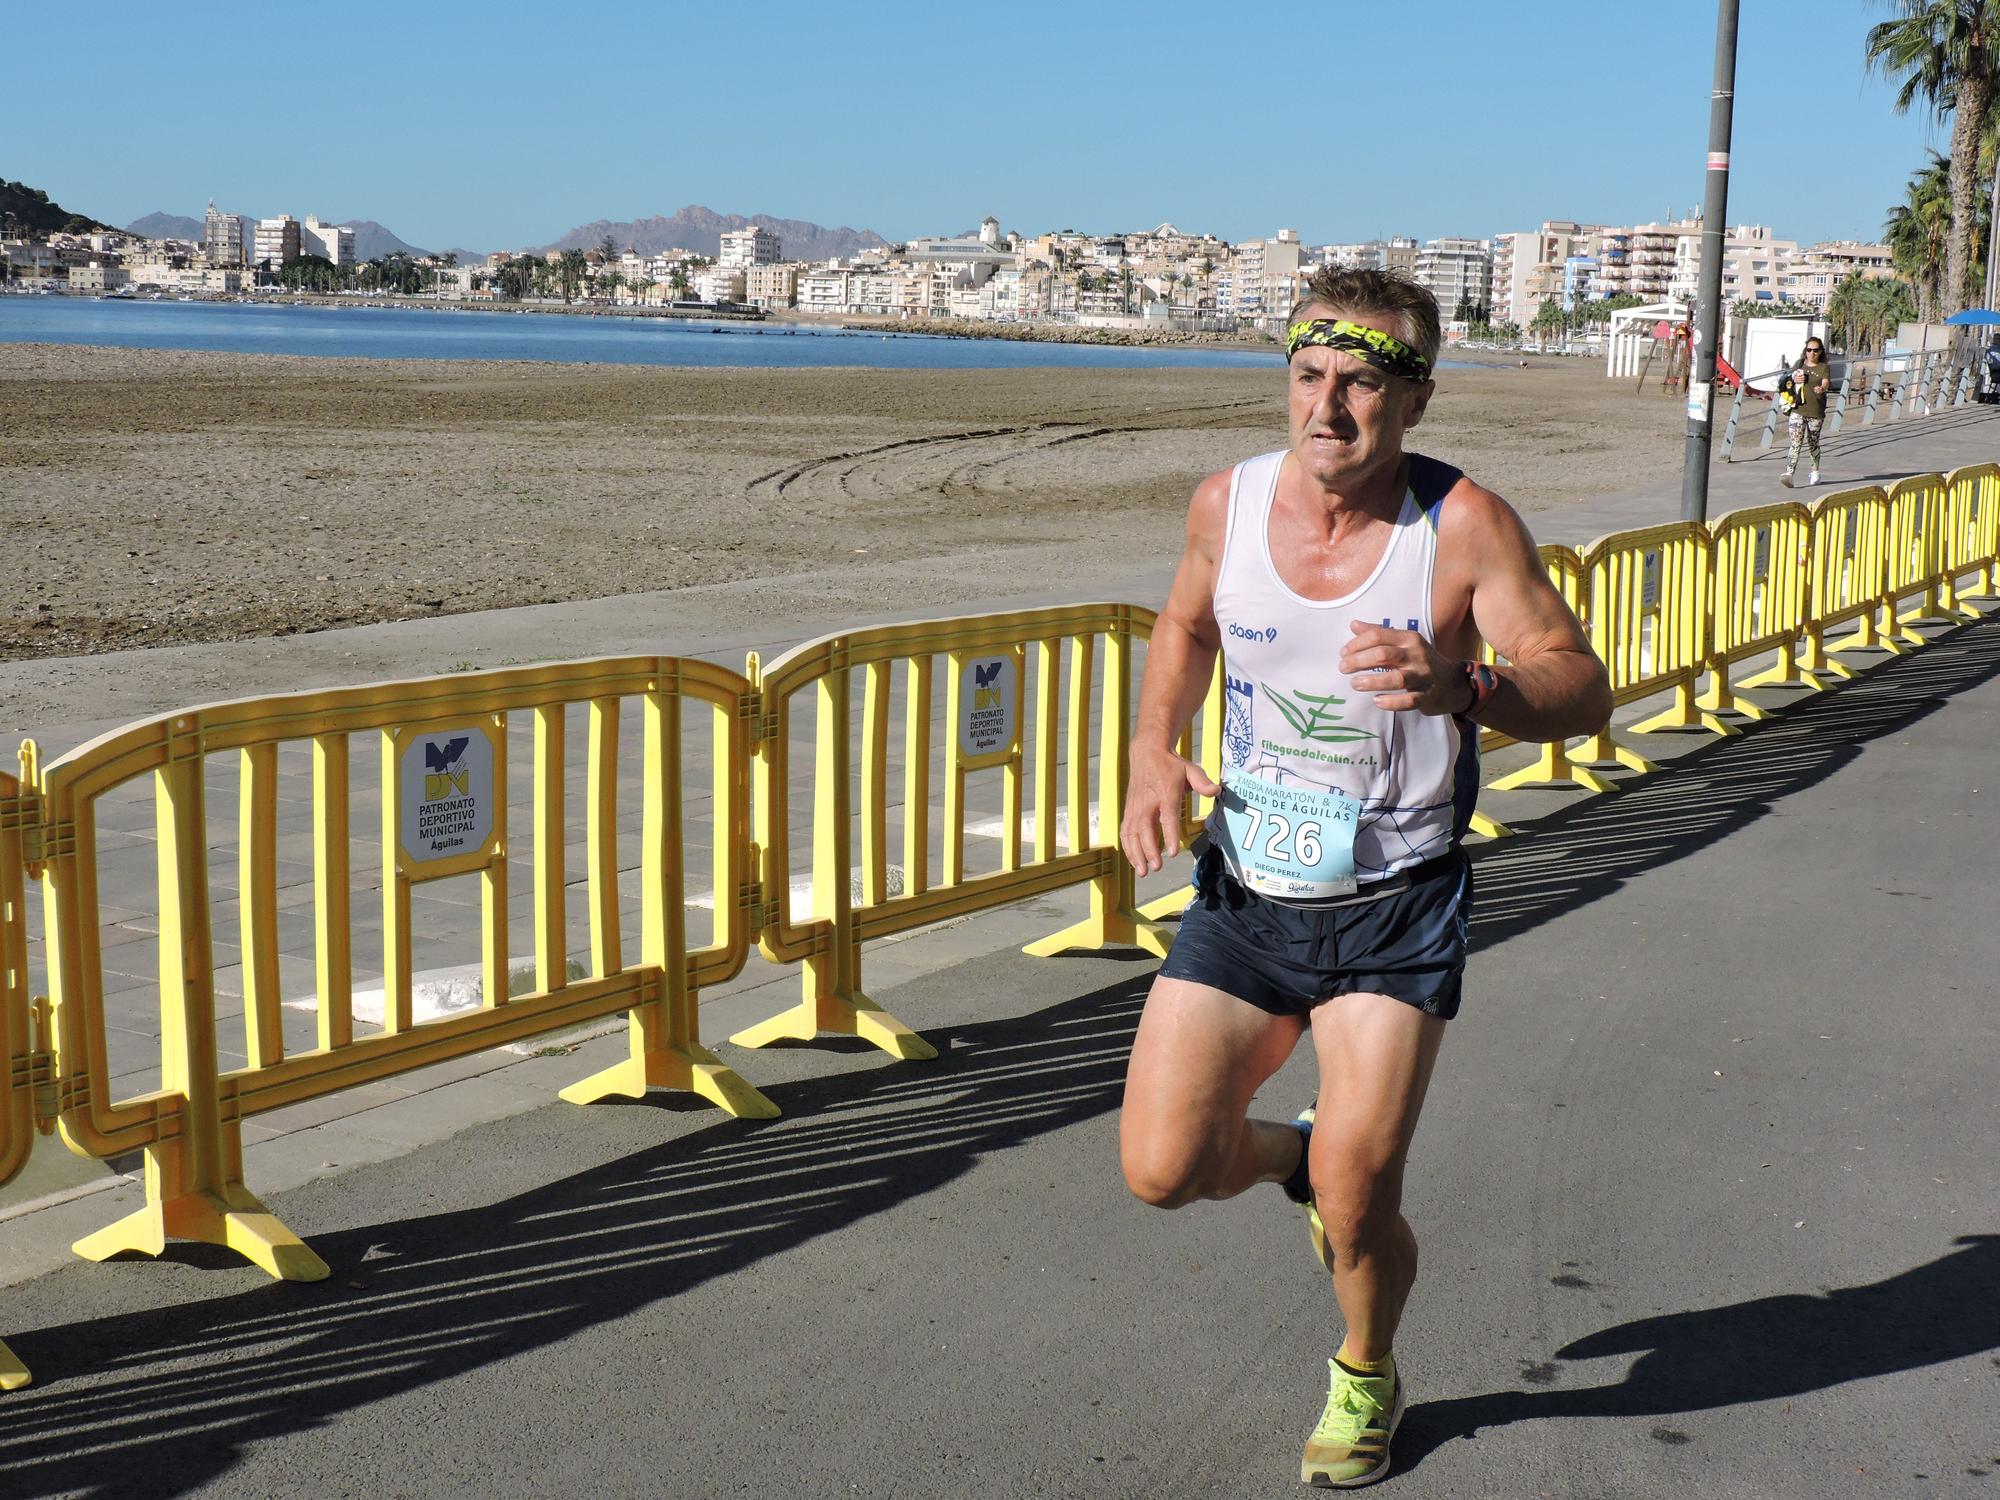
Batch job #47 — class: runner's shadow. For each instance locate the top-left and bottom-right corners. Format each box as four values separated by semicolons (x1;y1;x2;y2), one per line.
1395;1235;2000;1472
0;971;1150;1500
1469;614;2000;948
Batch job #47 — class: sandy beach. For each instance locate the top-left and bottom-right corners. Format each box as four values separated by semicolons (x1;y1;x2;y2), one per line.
0;343;1687;662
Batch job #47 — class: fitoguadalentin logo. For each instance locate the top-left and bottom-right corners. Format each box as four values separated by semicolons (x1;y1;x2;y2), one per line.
1264;687;1379;745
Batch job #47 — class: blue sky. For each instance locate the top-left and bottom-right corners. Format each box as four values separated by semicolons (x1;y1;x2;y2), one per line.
14;0;1956;253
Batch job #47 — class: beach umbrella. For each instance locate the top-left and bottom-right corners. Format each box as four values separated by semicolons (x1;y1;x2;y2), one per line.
1943;308;2000;325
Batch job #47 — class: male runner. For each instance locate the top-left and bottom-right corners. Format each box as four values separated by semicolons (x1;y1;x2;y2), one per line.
1118;268;1611;1487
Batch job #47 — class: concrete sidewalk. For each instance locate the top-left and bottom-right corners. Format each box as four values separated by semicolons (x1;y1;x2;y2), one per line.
0;595;1993;1497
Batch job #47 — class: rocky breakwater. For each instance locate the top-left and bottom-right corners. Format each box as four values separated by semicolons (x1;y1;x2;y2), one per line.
842;317;1272;350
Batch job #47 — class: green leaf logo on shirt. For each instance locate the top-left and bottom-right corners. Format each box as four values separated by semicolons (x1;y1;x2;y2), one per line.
1265;688;1380;744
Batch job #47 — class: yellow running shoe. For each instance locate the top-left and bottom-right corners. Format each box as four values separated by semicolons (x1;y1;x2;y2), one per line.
1301;1357;1404;1488
1305;1202;1334;1275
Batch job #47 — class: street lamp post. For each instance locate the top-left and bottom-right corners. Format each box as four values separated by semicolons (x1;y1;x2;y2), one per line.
1681;0;1742;525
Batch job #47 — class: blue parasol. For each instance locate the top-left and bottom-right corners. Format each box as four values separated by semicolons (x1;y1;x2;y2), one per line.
1943;307;2000;325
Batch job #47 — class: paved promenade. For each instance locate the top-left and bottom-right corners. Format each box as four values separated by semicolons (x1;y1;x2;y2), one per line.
0;408;1996;1496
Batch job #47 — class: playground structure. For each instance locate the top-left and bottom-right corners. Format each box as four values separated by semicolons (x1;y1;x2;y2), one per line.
1606;301;1693;386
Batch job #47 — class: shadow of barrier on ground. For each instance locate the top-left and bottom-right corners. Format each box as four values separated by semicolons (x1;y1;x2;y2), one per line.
1;614;1998;1492
0;462;1995;1388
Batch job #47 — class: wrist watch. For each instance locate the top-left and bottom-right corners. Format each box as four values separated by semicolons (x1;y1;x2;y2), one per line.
1459;660;1500;720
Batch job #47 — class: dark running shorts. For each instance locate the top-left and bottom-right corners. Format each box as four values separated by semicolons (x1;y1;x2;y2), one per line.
1157;845;1474;1020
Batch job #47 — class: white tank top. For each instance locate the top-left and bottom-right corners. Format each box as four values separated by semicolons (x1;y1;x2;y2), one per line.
1206;449;1473;881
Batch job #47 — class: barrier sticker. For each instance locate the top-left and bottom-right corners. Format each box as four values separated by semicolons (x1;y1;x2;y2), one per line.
958;653;1019;763
397;723;500;875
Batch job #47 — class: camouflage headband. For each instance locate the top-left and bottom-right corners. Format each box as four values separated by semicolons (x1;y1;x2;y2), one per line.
1285;318;1432;382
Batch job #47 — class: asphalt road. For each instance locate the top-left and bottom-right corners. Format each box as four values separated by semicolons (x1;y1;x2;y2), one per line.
1;616;1997;1499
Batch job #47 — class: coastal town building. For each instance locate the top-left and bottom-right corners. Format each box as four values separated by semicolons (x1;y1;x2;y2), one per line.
1780;241;1897;310
203;201;244;268
300;215;355;267
693;267;747;303
1670;224;1798;306
744;263;798;309
1232;228;1304;326
14;200;1901;347
718;226;781;268
66;262;129;293
1492;221;1604;324
1415;236;1492;321
796;269;850;313
253;215;301;269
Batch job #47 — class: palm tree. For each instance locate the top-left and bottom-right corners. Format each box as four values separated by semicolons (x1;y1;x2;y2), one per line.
557;248;587;303
600;269;624;304
1529;296;1566;349
634;276;657;304
1866;0;2000;314
1826;273;1866;351
1829;274;1920;352
1885;149;1954;319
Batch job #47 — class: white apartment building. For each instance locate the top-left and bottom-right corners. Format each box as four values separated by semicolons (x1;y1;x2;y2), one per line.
253;215;301;268
718;226;781;269
693;267;748;304
1491;222;1604;325
1320;242;1380;270
1598;222;1697;302
300;215;355;267
1232;228;1304;325
203;201;244;267
1780;241;1895;310
1670;224;1798;306
67;262;130;293
797;270;851;313
1416;237;1493;321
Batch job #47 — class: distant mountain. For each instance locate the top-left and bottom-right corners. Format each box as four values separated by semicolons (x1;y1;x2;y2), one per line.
3;179;115;237
126;211;206;241
341;219;427;261
538;205;888;263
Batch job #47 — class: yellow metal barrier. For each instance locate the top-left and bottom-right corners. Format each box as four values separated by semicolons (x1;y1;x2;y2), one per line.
32;657;774;1280
1132;652;1227;923
1475;545;1611;818
1;459;1990;1317
1803;485;1892;671
1942;463;2000;610
1699;501;1819;720
1883;472;1952;642
1574;522;1732;771
732;604;1178;1059
1;762;38;1389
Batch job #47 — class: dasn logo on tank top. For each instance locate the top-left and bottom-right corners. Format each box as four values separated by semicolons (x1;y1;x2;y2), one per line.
1226;622;1279;645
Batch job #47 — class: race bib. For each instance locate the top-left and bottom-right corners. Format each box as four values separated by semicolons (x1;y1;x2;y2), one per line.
1214;769;1360;902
